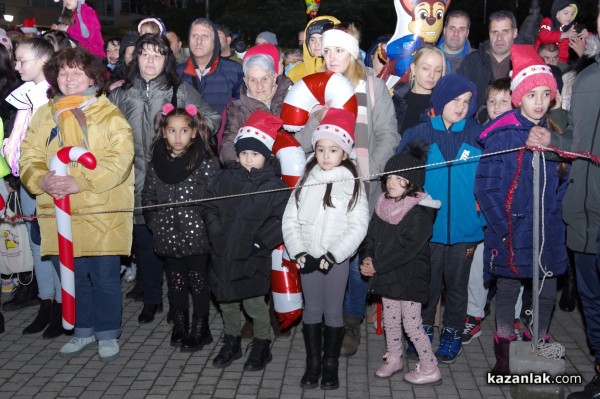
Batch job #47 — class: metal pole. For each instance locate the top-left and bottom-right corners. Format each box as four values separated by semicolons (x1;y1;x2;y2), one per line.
532;151;540;345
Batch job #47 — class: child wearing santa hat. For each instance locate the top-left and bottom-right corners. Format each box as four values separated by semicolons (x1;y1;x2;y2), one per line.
204;110;290;372
52;0;105;58
474;44;568;375
282;108;370;390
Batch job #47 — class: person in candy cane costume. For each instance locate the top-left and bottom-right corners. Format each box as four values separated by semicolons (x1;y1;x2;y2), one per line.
19;47;134;362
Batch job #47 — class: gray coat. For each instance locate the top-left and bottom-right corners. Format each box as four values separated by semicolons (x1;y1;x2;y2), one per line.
109;75;221;223
552;53;600;254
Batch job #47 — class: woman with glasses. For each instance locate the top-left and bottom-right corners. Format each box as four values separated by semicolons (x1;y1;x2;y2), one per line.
293;22;400;364
3;38;68;340
109;34;220;328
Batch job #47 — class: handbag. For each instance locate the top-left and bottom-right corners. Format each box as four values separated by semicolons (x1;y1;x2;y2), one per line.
0;191;34;274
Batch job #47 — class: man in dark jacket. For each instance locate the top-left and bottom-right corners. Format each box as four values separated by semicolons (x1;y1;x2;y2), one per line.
527;12;600;399
457;10;518;108
438;10;474;74
177;18;243;115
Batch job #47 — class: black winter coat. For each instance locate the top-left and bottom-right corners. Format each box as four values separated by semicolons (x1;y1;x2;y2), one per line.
204;159;290;302
360;205;437;304
142;144;221;258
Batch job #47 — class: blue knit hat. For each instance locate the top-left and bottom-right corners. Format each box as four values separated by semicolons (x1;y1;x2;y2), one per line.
432;74;477;117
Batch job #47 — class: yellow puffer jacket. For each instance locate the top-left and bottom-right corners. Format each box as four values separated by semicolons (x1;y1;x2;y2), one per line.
287;15;340;83
19;95;135;257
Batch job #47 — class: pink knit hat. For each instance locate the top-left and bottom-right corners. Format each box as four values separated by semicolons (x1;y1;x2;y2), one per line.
510;44;557;107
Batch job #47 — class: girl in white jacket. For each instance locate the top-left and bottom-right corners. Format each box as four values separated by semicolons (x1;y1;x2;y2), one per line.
282;108;369;391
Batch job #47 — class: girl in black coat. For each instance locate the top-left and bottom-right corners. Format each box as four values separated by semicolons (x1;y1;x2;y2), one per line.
360;144;442;385
142;104;220;352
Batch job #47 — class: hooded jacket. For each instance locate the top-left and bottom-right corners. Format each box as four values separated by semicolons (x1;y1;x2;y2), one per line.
204;159;290;302
19;95;134;257
552;35;600;254
65;1;105;58
177;20;243;114
287;16;340;83
360;194;441;304
109;74;220;224
475;110;568;278
220;74;292;163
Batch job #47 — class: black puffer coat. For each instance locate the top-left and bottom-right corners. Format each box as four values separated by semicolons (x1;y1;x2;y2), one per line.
142;141;221;258
204;159;290;302
360;203;437;304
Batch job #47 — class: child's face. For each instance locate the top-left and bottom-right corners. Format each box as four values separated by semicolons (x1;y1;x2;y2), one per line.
315;139;348;171
64;0;78;11
163;115;195;156
441;92;472;128
238;151;266;171
106;41;120;65
15;44;46;84
556;5;576;26
486;89;512;120
519;86;551;124
386;175;409;199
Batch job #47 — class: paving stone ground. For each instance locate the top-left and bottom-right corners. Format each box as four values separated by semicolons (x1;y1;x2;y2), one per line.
0;280;594;398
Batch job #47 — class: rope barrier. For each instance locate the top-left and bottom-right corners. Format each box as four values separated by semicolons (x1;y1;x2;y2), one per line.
2;144;599;222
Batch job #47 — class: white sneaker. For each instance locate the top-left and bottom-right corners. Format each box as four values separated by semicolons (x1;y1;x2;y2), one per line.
59;336;97;358
98;339;120;362
123;264;137;283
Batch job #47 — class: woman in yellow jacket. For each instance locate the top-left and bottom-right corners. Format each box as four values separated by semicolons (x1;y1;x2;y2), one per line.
287;15;340;83
19;47;134;363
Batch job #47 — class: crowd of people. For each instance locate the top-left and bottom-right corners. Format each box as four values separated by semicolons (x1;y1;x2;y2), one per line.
0;0;599;397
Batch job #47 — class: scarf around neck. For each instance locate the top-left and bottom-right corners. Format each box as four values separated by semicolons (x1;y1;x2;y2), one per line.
50;87;98;148
152;139;201;184
375;191;426;225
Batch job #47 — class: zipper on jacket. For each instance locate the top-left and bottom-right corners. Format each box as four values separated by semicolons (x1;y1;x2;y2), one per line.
447;157;452;244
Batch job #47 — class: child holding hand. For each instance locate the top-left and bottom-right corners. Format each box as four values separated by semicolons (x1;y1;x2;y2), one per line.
360;144;442;385
282;108;369;390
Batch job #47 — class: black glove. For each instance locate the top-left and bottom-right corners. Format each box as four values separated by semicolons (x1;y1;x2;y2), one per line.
295;253;319;274
318;252;337;275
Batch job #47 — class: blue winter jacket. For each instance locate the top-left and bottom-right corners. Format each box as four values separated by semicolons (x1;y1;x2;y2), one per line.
397;116;484;245
475;110;568;279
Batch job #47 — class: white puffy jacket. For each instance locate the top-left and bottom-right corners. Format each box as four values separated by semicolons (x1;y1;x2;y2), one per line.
282;164;369;263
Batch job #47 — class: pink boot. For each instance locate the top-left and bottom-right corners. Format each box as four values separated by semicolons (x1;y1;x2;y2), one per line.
375;352;403;378
403;363;442;385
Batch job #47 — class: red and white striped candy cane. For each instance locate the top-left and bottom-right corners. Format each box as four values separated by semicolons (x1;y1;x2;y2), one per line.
50;146;97;330
270;131;306;329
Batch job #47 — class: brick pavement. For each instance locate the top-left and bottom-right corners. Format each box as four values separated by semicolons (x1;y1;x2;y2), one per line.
0;281;595;398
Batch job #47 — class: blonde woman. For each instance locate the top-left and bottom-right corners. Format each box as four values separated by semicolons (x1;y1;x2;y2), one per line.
393;45;446;137
294;22;400;358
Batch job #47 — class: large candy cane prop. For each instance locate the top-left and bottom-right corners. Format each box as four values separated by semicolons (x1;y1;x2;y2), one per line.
280;71;358;132
50;146;97;330
271;131;306;329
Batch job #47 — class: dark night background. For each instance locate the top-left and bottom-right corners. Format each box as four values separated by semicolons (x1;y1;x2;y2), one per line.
125;0;599;49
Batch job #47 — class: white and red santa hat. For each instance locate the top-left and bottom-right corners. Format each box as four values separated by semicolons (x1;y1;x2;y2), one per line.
510;44;557;107
234;110;282;158
311;108;356;155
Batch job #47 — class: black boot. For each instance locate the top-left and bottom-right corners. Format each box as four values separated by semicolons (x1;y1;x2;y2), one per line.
213;334;243;368
170;308;189;347
568;365;600;399
491;333;513;375
0;310;4;334
42;301;65;339
22;299;52;334
138;303;163;324
3;272;38;311
244;338;272;371
180;314;212;352
321;325;344;390
560;260;577;312
300;323;322;389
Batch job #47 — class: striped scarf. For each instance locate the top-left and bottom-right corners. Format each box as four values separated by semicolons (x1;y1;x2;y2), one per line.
50;87;98;149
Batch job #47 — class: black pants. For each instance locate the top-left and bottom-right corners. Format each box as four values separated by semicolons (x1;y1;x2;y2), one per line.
166;255;210;316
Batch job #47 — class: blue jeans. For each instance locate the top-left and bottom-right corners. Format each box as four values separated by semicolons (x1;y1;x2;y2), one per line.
574;226;600;364
21;185;61;301
342;254;369;319
133;224;164;304
52;256;122;340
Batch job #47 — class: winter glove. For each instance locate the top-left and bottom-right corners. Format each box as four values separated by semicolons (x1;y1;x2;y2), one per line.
318;252;337;275
295;253;319;274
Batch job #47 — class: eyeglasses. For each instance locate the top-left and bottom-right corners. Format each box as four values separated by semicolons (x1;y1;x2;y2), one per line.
13;59;38;67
